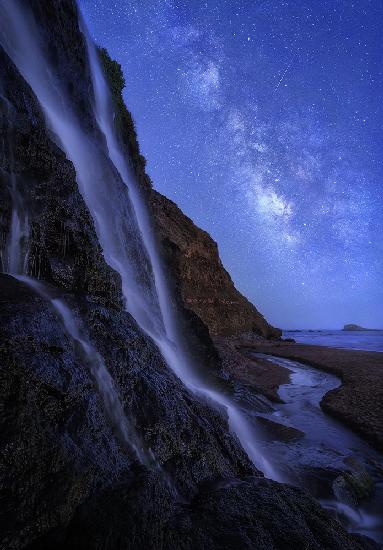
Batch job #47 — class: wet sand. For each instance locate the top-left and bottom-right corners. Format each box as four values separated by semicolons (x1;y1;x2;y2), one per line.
240;341;383;452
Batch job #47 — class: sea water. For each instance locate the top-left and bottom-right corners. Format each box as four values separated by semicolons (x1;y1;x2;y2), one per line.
283;330;383;352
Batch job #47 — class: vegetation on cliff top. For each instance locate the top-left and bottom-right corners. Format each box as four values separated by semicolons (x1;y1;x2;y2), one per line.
97;47;150;188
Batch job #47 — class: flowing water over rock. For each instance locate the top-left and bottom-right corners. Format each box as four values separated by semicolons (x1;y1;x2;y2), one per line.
16;275;152;466
1;122;150;467
5;177;28;275
0;0;279;481
0;27;151;468
0;94;29;274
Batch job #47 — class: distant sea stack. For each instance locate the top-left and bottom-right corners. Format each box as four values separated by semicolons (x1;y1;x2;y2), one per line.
343;324;373;331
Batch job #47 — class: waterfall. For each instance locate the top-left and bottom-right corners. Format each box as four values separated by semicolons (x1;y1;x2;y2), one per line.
5;175;29;275
82;26;204;388
1;191;149;465
0;6;149;465
0;0;282;481
0;93;29;275
16;275;150;466
83;21;283;481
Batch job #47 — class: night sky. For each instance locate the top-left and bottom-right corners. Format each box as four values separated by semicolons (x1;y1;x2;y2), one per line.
79;0;383;330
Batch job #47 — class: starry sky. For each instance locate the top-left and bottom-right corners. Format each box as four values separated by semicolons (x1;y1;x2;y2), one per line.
79;0;383;330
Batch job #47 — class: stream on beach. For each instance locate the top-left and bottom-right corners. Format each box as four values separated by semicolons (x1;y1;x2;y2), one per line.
232;352;383;544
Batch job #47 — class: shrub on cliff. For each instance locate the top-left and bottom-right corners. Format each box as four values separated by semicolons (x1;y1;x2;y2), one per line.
97;47;149;184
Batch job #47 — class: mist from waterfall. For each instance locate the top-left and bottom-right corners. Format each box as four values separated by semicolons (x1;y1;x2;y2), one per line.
0;0;282;481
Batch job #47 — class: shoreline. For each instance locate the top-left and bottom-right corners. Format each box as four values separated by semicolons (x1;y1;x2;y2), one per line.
238;340;383;453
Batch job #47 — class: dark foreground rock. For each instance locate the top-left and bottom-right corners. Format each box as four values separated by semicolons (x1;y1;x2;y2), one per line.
1;275;374;550
28;477;379;550
252;342;383;452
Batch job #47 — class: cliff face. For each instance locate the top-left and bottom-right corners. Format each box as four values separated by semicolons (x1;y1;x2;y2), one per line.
0;2;372;549
149;190;281;339
98;49;281;342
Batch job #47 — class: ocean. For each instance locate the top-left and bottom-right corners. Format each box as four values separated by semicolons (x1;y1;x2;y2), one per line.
282;330;383;352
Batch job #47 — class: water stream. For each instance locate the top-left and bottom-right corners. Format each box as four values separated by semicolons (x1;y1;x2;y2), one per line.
242;353;383;543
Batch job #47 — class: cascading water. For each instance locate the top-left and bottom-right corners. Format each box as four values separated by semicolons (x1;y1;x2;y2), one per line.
0;94;29;275
0;0;281;481
15;275;150;466
0;26;148;466
83;19;282;481
1;186;149;467
4;174;29;275
1;186;147;463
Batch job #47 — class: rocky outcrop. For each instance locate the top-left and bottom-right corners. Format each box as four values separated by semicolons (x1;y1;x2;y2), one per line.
343;324;374;331
0;274;254;548
0;2;376;549
213;337;291;403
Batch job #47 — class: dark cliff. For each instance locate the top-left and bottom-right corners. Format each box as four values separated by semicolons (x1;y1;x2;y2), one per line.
149;190;281;339
0;2;374;549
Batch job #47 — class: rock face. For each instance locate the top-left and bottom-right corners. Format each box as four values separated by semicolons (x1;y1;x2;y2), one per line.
0;278;375;550
149;190;281;339
0;2;375;549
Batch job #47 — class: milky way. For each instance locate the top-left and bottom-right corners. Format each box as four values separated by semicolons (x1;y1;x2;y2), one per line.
79;0;383;329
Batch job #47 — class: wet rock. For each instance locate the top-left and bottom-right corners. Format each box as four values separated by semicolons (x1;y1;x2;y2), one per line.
22;476;378;550
0;46;122;309
2;275;371;549
256;416;304;442
213;337;291;403
333;476;359;509
333;458;374;507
